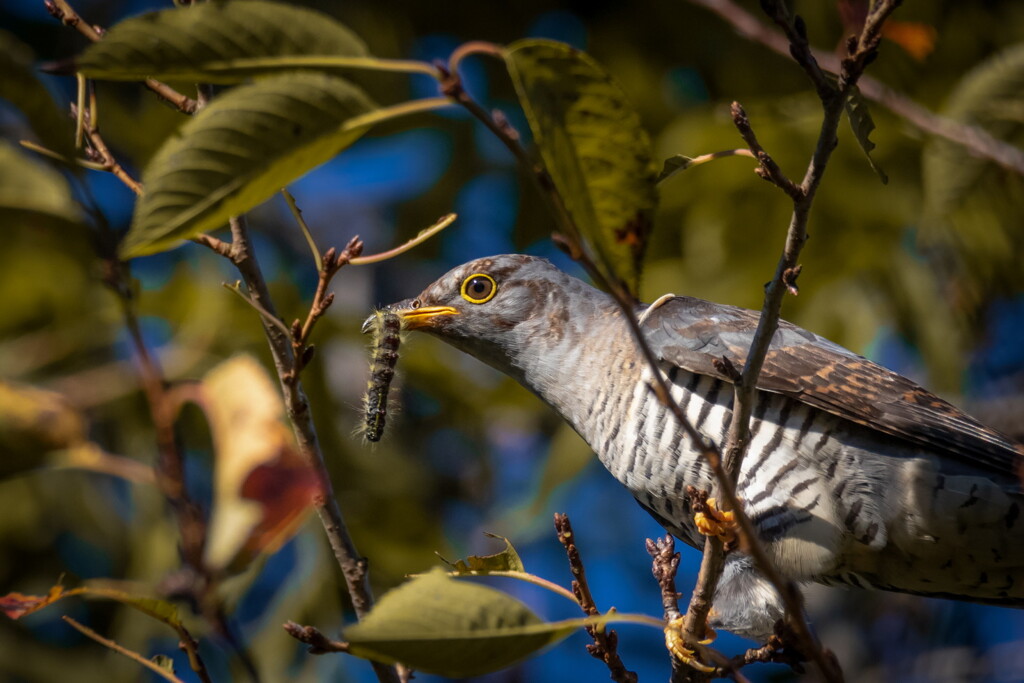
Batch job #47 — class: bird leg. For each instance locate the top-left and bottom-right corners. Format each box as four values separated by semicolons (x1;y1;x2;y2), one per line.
689;489;739;547
663;615;717;674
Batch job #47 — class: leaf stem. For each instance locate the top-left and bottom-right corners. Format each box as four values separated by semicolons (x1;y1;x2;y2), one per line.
62;617;187;683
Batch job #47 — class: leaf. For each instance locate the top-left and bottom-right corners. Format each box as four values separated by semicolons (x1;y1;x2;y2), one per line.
656;154;697;183
201;355;319;573
76;0;369;83
439;533;526;574
0;379;89;478
923;42;1024;221
0;586;70;620
844;85;888;184
0;141;83;228
1;584;183;630
0;29;75;162
344;569;582;677
503;39;658;297
121;72;377;258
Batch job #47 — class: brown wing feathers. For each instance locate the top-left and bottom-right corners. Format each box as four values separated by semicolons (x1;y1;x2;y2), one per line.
645;297;1024;478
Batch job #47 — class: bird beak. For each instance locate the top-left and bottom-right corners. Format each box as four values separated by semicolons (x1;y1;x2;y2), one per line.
362;299;458;333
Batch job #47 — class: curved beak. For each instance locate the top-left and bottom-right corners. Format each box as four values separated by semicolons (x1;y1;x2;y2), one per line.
362;299;459;333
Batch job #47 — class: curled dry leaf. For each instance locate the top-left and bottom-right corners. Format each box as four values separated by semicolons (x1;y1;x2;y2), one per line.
201;355;321;572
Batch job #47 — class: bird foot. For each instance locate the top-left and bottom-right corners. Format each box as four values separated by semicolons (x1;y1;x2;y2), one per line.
694;496;738;545
664;616;716;674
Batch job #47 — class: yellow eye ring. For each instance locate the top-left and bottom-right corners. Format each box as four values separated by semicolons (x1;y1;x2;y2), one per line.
460;273;497;304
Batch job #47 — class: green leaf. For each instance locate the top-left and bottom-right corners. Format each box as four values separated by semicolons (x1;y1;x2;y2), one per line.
122;72;378;258
503;39;658;297
77;0;370;83
844;85;888;184
0;141;83;228
344;568;580;677
0;30;75;162
439;533;526;574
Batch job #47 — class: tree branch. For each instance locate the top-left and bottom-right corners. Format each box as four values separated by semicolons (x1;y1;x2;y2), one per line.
62;617;188;683
219;216;399;683
686;0;1024;177
44;0;199;115
554;514;638;683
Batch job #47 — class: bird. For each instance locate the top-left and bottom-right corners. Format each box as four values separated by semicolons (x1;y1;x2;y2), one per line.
382;253;1024;642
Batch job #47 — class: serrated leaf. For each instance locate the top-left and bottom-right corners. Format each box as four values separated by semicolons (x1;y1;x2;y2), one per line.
440;533;525;574
0;141;83;227
344;569;580;677
844;85;888;184
0;30;75;162
503;39;658;298
657;154;696;183
122;72;377;258
923;42;1024;221
77;0;368;83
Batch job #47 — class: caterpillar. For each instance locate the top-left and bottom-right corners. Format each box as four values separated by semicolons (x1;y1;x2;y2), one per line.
362;308;402;442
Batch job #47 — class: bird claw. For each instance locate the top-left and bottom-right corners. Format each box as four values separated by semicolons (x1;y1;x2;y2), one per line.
664;616;717;674
694;497;738;545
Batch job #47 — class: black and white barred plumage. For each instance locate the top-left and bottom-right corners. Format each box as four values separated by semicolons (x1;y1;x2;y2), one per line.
385;254;1024;640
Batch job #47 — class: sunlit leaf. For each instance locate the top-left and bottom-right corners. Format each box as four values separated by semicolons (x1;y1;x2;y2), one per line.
0;141;83;228
202;355;319;573
344;569;580;676
121;73;377;258
440;533;525;574
844;85;888;184
77;0;368;83
0;29;74;162
503;39;658;297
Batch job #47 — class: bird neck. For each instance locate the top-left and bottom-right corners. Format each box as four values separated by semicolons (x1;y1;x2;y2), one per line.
510;297;637;434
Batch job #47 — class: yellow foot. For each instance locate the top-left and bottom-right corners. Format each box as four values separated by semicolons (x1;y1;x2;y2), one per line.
694;497;738;545
664;616;716;674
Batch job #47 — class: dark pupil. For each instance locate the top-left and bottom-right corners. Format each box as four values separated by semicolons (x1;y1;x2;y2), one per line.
469;277;490;297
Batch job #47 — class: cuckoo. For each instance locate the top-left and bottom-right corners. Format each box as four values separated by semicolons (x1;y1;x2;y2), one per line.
381;253;1024;641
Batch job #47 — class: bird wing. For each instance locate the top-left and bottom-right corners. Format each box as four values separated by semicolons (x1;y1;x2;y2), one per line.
643;296;1024;478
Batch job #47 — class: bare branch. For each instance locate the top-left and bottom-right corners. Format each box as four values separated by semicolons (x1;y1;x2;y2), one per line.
283;621;350;655
687;0;1024;177
220;217;399;683
45;0;199;115
62;617;188;683
555;514;638;683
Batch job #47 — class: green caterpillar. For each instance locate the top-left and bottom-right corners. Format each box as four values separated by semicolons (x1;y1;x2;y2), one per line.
362;309;402;442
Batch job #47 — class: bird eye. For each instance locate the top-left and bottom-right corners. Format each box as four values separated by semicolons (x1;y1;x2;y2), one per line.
460;273;497;304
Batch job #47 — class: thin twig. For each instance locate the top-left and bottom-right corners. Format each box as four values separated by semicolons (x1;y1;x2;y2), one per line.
62;616;188;683
686;0;1024;177
349;213;458;265
555;514;638;683
72;103;143;195
281;188;323;273
45;0;198;114
221;216;400;683
283;621;350;654
679;3;903;680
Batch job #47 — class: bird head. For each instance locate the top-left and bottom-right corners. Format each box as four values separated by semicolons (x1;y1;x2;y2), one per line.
375;254;598;380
